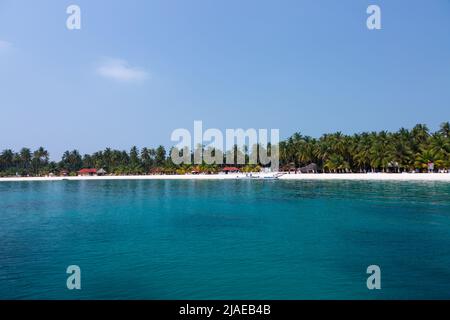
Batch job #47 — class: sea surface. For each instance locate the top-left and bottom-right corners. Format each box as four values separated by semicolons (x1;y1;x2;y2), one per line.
1;179;450;299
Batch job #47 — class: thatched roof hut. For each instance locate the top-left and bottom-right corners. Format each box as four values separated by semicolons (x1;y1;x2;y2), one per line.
298;163;317;173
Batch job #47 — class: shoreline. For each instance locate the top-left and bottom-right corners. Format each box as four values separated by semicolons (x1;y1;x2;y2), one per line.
1;173;450;182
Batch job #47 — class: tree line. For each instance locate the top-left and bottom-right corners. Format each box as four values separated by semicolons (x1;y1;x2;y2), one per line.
279;122;450;173
1;123;449;176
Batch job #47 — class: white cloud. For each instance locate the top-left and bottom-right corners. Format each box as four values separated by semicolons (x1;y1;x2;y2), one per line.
0;40;12;51
96;58;148;82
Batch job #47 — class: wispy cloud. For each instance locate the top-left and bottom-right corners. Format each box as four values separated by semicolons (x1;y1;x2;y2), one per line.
96;58;148;82
0;40;12;51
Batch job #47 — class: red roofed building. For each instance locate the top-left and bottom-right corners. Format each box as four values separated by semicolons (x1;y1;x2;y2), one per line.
78;168;97;176
222;167;240;174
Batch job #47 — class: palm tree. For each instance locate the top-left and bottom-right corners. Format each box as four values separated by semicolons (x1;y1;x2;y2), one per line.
411;124;430;150
439;122;450;138
129;146;142;173
61;150;83;172
387;129;415;172
0;149;14;171
103;148;113;170
324;154;349;173
141;147;153;172
31;147;49;175
297;136;315;166
369;131;394;172
429;133;450;160
415;149;435;172
82;154;94;168
314;135;333;171
353;133;371;172
155;146;167;167
330;132;347;155
391;134;413;172
19;148;32;170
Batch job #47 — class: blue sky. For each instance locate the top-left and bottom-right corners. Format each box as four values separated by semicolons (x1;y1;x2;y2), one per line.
0;0;449;159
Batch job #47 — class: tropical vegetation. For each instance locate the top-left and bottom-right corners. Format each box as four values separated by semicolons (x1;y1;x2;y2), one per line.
1;123;449;176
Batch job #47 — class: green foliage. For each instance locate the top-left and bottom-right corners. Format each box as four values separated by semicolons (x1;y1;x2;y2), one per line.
278;122;450;173
1;123;449;176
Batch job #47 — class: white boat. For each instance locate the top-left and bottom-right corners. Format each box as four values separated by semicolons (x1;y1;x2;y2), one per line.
237;173;286;180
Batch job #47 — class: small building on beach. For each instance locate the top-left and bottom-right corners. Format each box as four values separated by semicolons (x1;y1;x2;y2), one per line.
222;167;240;174
299;163;318;173
78;168;97;176
97;168;107;176
281;162;297;173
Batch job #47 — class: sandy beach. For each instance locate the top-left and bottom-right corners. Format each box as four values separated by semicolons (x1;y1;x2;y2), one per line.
1;173;450;182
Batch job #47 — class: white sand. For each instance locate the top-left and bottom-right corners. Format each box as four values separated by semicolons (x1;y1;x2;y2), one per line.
1;173;450;182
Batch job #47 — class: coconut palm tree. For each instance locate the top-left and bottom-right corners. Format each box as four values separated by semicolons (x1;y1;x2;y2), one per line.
391;132;413;172
411;124;430;150
324;154;349;173
19;148;32;171
369;131;394;172
0;149;14;171
429;133;450;160
353;133;372;172
297;136;315;166
415;149;435;172
439;121;450;138
61;150;83;172
30;147;49;175
141;147;153;172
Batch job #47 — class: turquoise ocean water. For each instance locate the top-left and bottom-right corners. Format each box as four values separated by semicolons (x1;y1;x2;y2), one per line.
1;179;450;299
